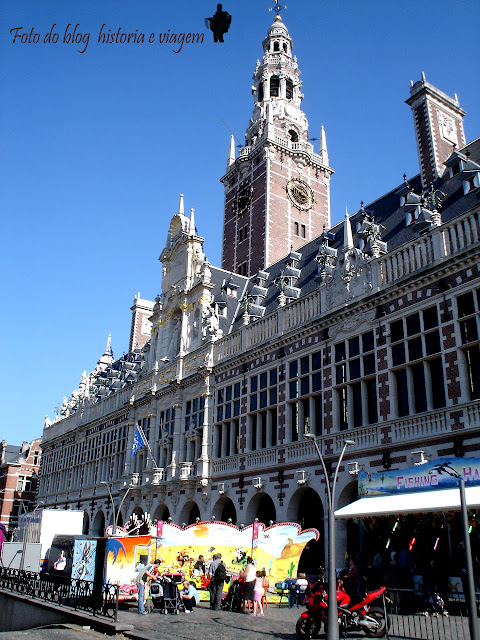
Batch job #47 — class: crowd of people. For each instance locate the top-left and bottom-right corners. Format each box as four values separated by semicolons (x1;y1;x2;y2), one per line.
132;553;271;616
131;541;476;618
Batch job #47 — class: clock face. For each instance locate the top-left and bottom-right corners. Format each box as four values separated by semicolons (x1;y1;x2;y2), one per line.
233;180;253;216
286;178;314;211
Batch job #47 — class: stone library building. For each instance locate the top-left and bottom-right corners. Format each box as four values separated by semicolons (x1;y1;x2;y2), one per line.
38;14;480;571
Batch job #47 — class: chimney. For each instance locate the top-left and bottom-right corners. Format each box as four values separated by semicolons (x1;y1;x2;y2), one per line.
406;73;466;189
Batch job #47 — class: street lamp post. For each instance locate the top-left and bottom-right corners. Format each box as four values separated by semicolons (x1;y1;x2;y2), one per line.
458;478;479;640
304;434;355;640
100;481;132;536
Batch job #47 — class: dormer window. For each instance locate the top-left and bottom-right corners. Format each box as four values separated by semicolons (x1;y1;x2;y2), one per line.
270;75;279;97
286;78;293;100
406;206;420;226
463;173;480;194
450;161;461;177
273;41;280;52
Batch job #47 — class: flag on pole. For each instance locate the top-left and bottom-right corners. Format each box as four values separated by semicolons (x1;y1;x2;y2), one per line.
131;426;146;457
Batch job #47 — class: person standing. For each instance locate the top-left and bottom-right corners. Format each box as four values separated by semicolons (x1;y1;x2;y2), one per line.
240;556;256;613
252;570;265;616
134;562;157;615
288;572;309;608
260;569;269;611
208;553;227;610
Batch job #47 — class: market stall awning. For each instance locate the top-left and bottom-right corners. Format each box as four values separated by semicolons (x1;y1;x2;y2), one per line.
335;486;480;519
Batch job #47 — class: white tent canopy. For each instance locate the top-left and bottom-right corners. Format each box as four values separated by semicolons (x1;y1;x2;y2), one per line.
335;486;480;519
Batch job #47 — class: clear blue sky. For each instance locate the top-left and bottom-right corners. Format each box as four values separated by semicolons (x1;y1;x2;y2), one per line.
1;0;479;445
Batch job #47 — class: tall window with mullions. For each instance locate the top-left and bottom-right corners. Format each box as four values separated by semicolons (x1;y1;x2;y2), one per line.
287;349;324;441
248;369;278;450
457;290;480;400
334;330;378;430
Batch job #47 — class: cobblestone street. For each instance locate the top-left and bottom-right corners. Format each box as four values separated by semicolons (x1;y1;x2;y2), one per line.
0;601;475;640
117;602;308;640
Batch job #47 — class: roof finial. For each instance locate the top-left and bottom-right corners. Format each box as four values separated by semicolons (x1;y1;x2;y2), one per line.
178;193;184;216
319;125;329;165
227;134;235;167
189;208;196;235
343;209;354;252
269;0;287;19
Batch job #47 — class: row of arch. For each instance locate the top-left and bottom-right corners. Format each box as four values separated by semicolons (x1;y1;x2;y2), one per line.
85;482;359;573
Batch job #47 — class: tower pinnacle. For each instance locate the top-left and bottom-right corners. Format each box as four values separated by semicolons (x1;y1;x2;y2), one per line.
227;134;235;167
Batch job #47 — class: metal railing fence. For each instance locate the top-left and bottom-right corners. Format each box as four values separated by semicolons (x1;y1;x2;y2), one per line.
0;568;118;621
386;588;477;640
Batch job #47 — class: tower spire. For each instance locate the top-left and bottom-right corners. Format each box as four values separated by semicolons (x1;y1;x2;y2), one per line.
96;334;114;371
220;15;334;277
105;334;112;356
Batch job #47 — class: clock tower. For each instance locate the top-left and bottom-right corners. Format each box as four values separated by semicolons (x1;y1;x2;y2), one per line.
221;14;334;277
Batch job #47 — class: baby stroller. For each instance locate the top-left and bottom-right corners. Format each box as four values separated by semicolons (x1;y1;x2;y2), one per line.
423;591;448;617
151;576;183;614
222;579;243;612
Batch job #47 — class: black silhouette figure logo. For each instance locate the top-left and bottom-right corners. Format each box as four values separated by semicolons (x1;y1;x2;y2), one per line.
206;4;231;42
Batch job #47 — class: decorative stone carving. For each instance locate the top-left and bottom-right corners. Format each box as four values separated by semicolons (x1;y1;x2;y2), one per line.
437;110;457;145
202;305;223;341
358;210;387;256
326;248;373;308
328;310;377;339
312;228;336;285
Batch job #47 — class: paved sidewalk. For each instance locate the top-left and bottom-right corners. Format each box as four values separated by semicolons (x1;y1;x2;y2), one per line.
117;602;363;640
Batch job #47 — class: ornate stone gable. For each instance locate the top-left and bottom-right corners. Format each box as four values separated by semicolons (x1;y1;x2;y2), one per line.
326;248;373;309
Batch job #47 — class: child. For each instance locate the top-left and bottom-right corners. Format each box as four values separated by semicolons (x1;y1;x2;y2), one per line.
260;569;269;611
252;570;264;616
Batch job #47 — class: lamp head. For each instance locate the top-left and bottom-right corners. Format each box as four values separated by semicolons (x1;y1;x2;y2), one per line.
303;433;315;440
344;439;356;446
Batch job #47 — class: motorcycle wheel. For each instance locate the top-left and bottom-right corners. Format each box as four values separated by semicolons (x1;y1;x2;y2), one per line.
363;607;387;638
295;617;322;639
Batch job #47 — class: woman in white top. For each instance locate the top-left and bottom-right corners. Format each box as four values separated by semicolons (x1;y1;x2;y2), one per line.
240;556;257;612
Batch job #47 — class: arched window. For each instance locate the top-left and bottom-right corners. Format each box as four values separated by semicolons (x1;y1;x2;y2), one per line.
273;41;280;52
258;82;264;102
286;79;293;100
270;75;279;98
283;43;288;53
289;129;299;142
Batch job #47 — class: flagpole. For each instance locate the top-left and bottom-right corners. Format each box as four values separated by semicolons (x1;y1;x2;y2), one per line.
137;424;159;468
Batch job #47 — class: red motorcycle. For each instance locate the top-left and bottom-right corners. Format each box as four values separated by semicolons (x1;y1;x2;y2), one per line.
296;579;387;639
